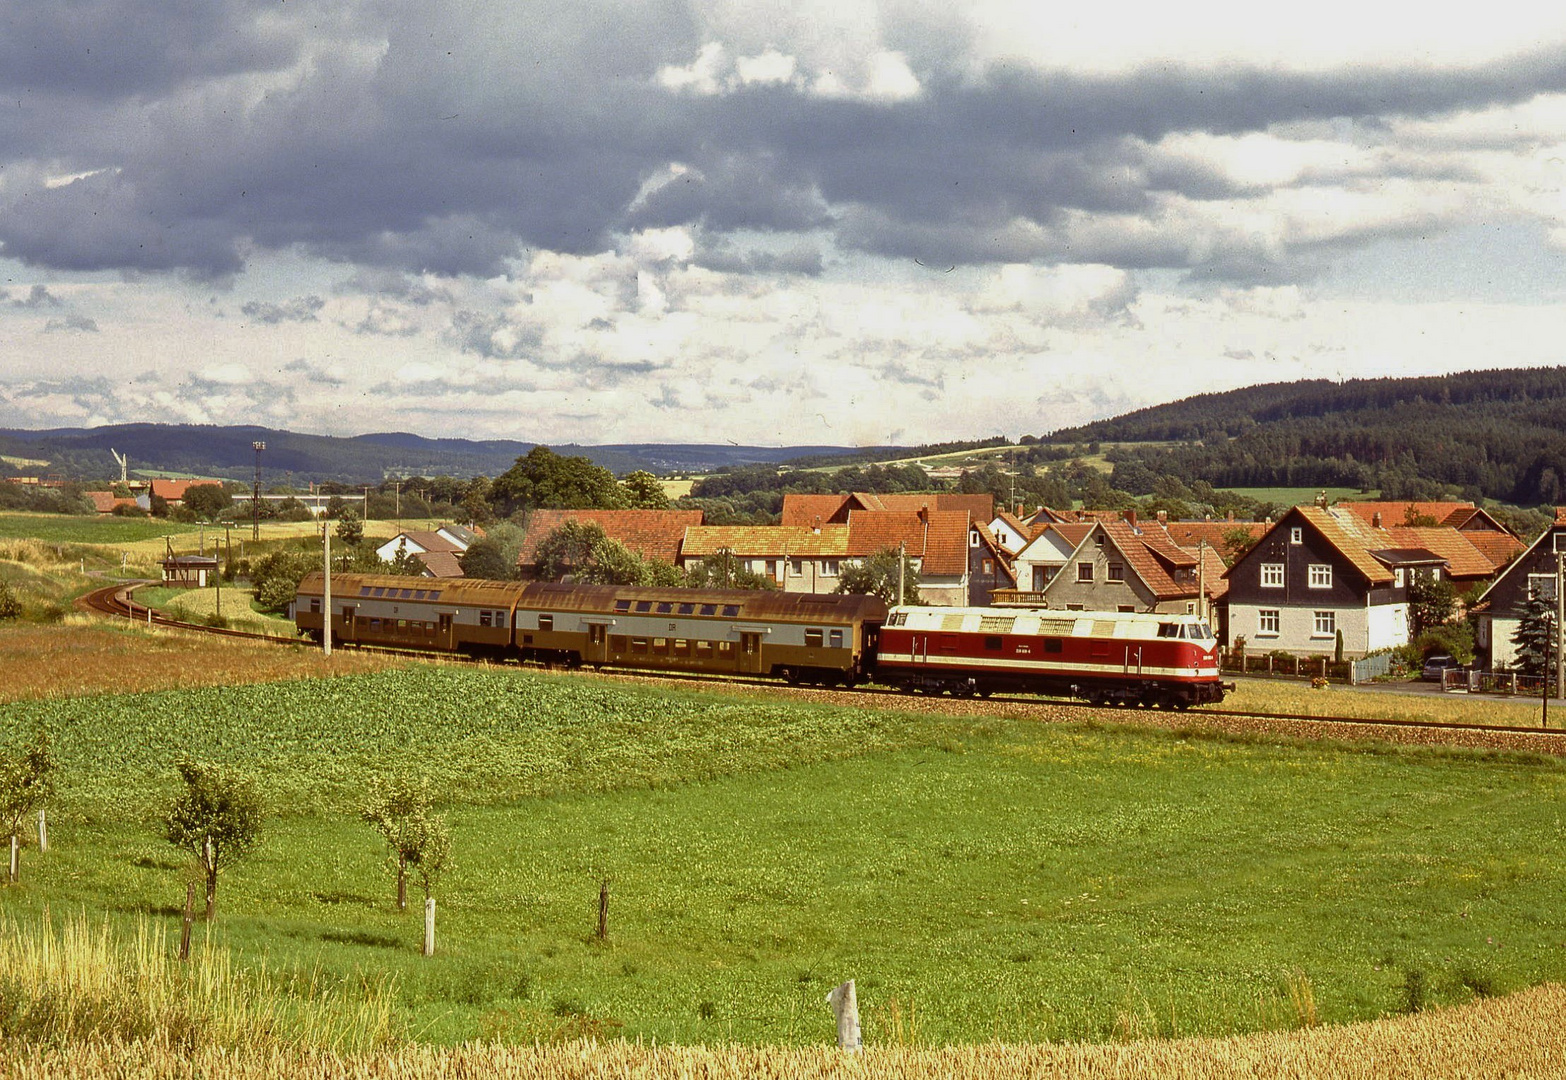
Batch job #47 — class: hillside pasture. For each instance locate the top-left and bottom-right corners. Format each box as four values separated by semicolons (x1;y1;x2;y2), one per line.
2;664;1565;1047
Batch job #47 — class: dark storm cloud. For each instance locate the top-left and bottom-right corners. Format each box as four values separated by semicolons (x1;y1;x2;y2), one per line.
242;296;326;324
2;0;1565;281
340;269;454;306
694;237;825;276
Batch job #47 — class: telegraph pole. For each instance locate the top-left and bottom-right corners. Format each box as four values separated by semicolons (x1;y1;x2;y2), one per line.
251;441;266;540
1556;549;1564;702
897;541;906;606
323;522;332;658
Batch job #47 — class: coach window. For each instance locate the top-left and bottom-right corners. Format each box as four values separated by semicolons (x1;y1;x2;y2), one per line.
695;641;713;658
635;601;652;613
805;628;824;648
610;635;627;651
718;641;732;653
479;610;492;628
1077;562;1093;582
829;629;844;648
539;615;553;631
631;638;648;653
673;639;691;656
615;599;631;612
678;603;695;615
309;599;321;614
700;604;717;616
656;602;673;614
722;605;740;617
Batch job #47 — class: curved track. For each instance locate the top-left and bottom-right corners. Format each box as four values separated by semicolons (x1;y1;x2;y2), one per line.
76;583;1566;753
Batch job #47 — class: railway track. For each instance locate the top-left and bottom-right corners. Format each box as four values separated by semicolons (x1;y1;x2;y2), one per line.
76;582;1566;754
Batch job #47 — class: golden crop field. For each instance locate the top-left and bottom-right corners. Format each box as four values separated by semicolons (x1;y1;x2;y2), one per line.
0;619;408;704
4;982;1563;1079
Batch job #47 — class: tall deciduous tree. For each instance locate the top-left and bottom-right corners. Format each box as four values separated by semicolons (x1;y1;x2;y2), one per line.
163;760;263;920
620;470;670;509
182;484;233;521
458;537;515;580
490;447;626;516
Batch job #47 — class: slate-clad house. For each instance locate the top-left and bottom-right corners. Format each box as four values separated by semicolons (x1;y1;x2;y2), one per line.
1470;512;1566;670
1222;505;1441;657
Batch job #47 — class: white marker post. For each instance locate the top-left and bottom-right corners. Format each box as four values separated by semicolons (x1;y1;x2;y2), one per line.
826;980;862;1052
323;525;332;658
424;897;436;957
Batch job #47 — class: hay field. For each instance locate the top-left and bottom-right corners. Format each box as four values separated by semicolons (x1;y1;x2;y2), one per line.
4;982;1563;1079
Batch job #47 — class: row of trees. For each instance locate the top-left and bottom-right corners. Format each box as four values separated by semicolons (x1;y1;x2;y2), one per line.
1;736;449;950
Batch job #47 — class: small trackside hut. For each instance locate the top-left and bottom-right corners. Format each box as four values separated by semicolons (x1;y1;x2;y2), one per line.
875;606;1229;708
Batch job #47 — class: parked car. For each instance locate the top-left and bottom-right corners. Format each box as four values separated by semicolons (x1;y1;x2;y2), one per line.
1421;654;1461;681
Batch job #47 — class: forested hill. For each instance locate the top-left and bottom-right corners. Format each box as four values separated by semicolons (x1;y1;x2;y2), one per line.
1044;366;1566;506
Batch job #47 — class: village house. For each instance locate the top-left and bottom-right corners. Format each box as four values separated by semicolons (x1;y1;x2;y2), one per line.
1469;510;1566;669
515;509;704;579
1023;519;1227;619
677;524;850;591
374;523;482;578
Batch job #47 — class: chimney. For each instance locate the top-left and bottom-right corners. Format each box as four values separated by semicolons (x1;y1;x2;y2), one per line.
1156;510;1168;524
1226;509;1235;522
812;515;822;535
917;506;929;524
1124;509;1137;526
1372;511;1383;529
1315;490;1329;509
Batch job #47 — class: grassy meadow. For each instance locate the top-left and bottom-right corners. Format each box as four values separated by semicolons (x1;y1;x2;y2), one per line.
3;663;1566;1048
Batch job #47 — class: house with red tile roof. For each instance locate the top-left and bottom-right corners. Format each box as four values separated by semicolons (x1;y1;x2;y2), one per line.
516;509;704;579
845;507;972;606
1222;505;1450;658
1338;500;1515;533
1032;520;1226;619
779;491;993;527
374;526;473;565
136;478;223;510
968;522;1017;605
678;524;850;591
84;491;138;514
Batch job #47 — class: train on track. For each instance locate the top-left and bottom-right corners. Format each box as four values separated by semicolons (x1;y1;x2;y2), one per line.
293;572;1231;709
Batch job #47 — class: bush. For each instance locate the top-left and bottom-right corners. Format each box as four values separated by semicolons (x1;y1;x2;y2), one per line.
0;580;21;620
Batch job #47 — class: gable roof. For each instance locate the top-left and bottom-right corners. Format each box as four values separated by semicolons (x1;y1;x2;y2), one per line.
1276;506;1398;585
149;478;222;502
844;509;971;576
1381;526;1502;579
1095;521;1192;601
391;530;464;555
679;524;849;558
779;494;854;527
1339;501;1485;529
413;550;466;578
518;509;705;567
1161;520;1266;555
84;491;137;514
1461;529;1526;571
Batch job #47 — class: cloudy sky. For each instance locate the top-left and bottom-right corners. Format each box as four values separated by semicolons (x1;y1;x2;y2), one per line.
5;2;1566;446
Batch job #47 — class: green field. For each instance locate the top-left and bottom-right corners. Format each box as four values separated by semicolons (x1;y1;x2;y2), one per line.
2;666;1565;1046
0;511;200;546
1223;487;1368;507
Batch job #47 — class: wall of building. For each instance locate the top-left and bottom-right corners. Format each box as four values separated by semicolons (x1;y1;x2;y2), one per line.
1228;601;1383;657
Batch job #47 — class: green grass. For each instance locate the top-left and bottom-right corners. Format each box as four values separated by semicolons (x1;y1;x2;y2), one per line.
0;511;199;545
3;667;1566;1045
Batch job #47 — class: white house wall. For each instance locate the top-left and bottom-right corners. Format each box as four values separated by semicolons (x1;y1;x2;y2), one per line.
1228;602;1401;658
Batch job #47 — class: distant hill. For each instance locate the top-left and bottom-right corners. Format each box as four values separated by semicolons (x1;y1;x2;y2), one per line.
0;424;867;484
1043;365;1566;506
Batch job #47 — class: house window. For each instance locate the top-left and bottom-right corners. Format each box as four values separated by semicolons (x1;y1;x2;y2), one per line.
1529;574;1558;602
982;558;994;575
1077;562;1094;582
970;530;980;547
1107;562;1124;582
1261;563;1284;588
822;561;839;577
1290;527;1302;544
1258;609;1280;635
766;560;778;578
1314;610;1336;637
791;559;803;576
1308;564;1332;588
1394;568;1405;588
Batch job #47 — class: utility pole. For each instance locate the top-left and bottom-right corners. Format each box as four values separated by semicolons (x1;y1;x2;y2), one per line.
1197;539;1207;623
1556;549;1564;702
897;541;906;606
251;441;265;540
323;523;332;658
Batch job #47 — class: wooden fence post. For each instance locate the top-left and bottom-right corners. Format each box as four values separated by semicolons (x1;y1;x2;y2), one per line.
8;834;17;884
598;878;611;941
180;881;195;962
826;980;862;1052
423;897;436;957
36;809;46;854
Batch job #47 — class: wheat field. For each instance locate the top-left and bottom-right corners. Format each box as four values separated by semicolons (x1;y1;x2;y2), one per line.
4;982;1564;1079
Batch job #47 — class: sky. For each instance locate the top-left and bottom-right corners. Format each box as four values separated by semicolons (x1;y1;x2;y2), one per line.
6;2;1566;447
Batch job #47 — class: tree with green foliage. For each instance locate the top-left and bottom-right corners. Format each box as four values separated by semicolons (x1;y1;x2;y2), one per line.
620;470;670;509
1511;593;1557;680
1407;570;1458;639
334;509;364;547
1220;527;1262;567
533;521;607;582
250;549;318;613
387;538;421;575
458;537;515;580
361;777;446;912
836;547;921;605
682;552;775;591
0;580;21;621
490;447;626;515
0;733;53;882
182;484;233;521
163;760;263;920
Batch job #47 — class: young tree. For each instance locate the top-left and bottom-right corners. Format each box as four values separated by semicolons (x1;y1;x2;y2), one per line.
458;537;515;580
836;548;922;605
182;485;234;521
163;760;263;920
334;509;365;547
1220;527;1261;567
361;777;444;911
387;538;422;575
1407;571;1457;638
1511;593;1557;681
683;552;775;591
0;734;53;882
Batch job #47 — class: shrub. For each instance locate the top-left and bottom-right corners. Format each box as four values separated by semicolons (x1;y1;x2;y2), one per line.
0;580;21;620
